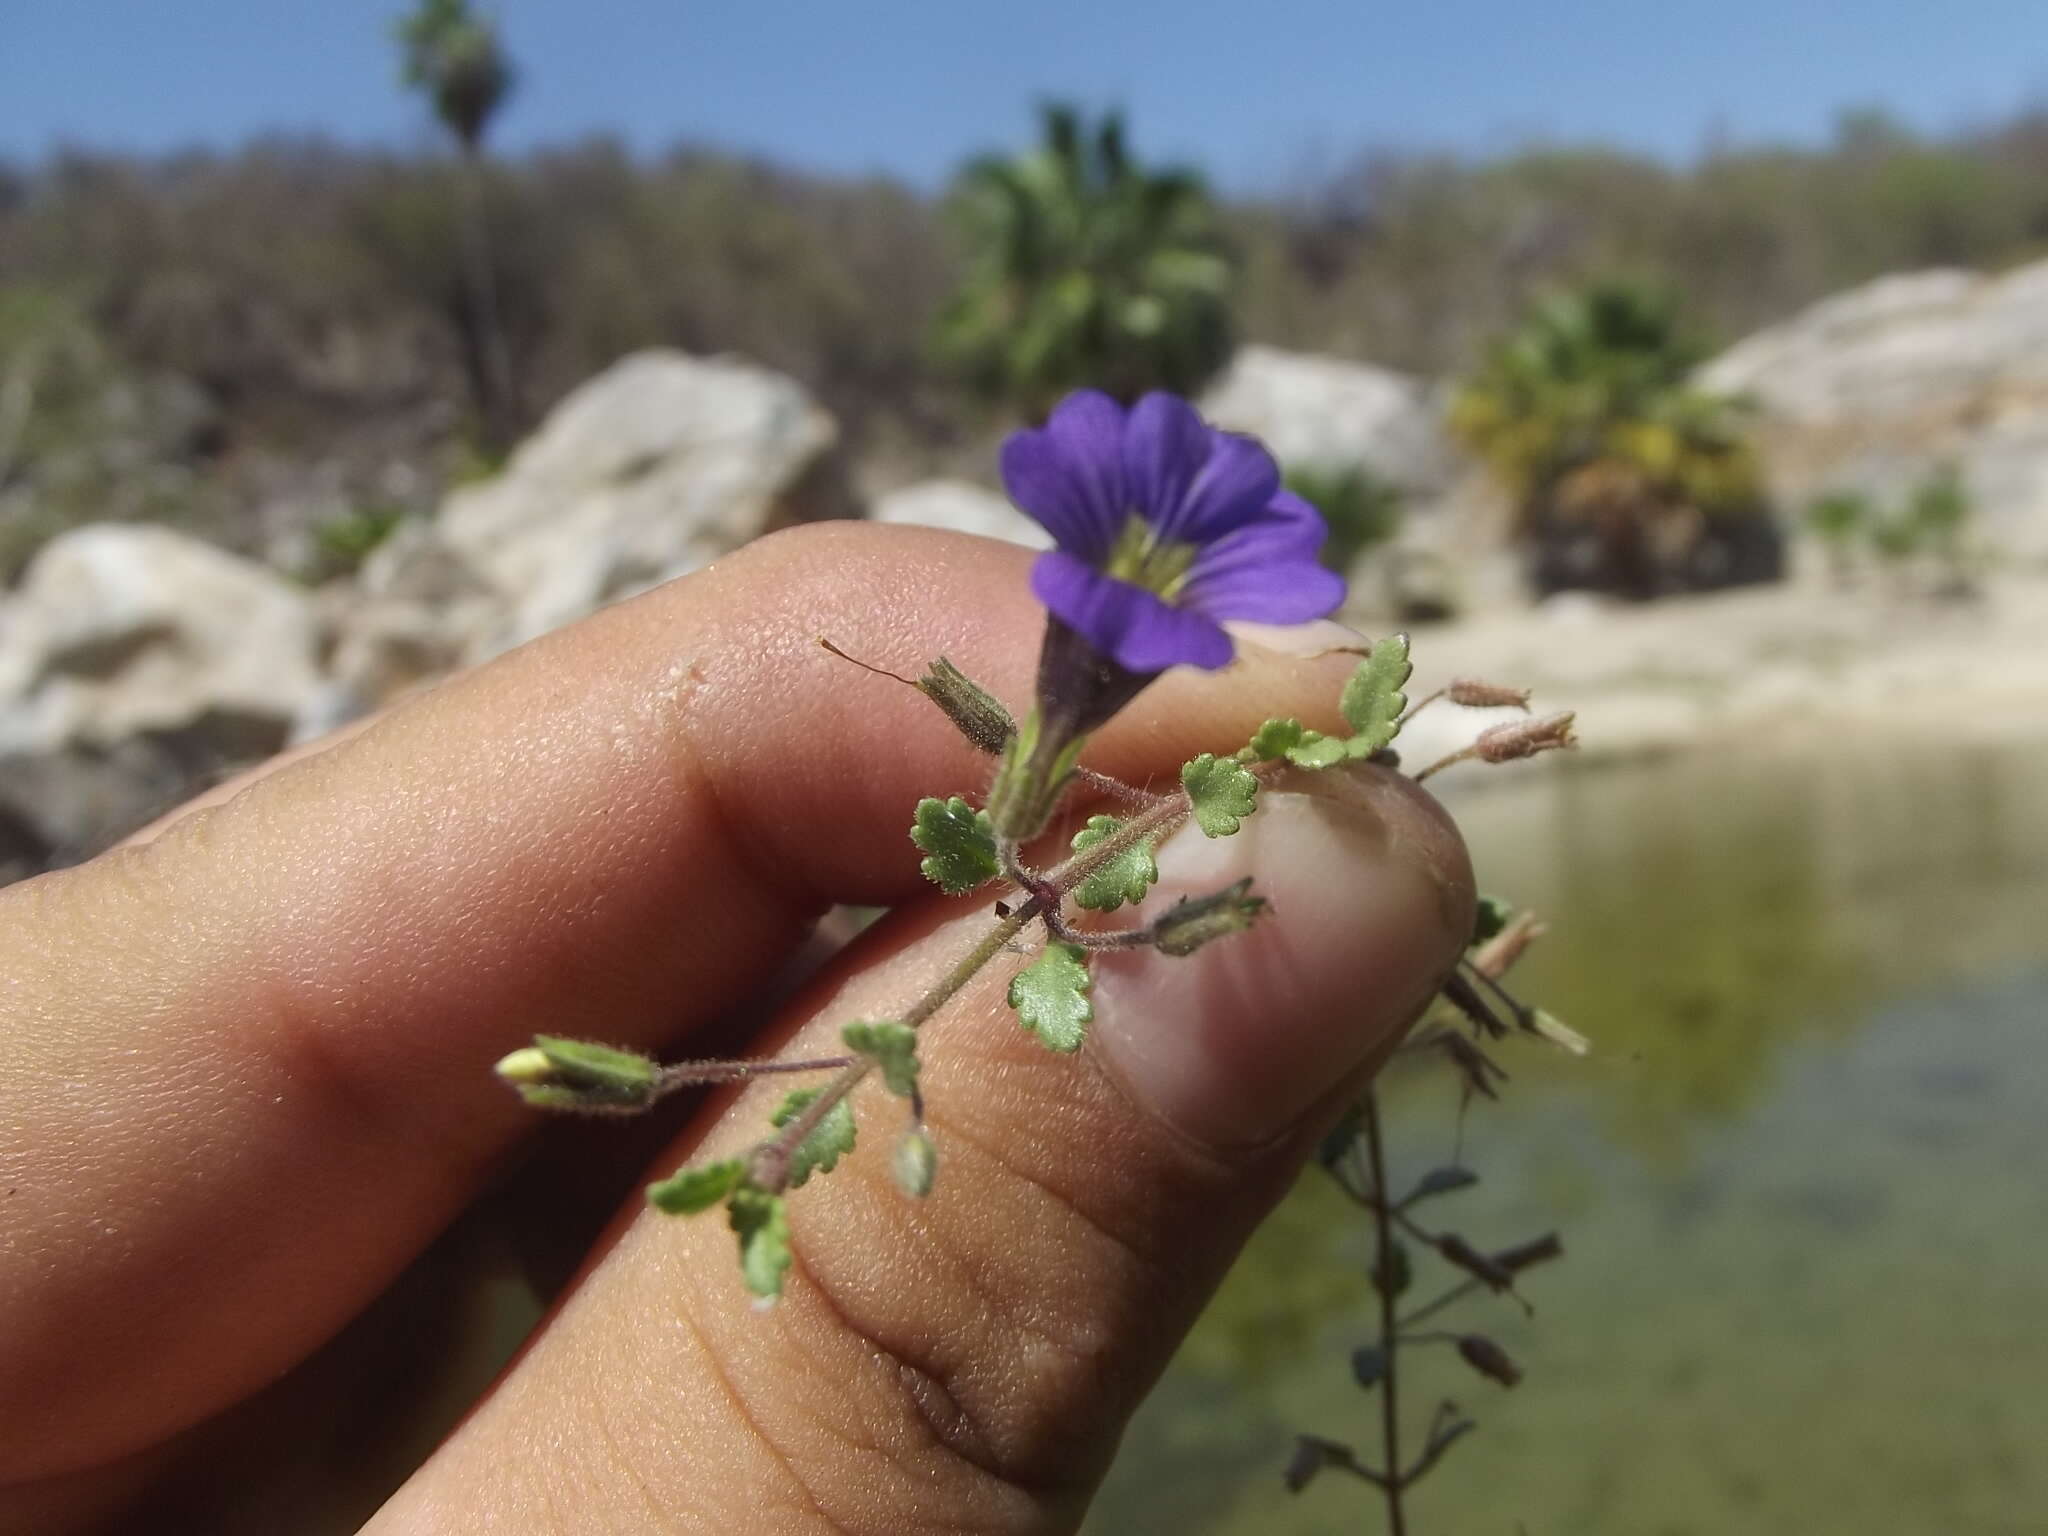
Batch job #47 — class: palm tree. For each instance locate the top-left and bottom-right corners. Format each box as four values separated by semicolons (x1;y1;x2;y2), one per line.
1450;280;1778;598
394;0;518;449
396;0;513;155
936;104;1234;420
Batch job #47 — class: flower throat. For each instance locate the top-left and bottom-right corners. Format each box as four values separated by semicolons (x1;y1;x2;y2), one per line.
1104;514;1199;599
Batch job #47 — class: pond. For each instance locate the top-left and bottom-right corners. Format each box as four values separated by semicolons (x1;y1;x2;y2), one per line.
1086;736;2048;1535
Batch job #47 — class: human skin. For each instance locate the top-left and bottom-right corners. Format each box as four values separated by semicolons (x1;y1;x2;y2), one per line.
0;523;1474;1534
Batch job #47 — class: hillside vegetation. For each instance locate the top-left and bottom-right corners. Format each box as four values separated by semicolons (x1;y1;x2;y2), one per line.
5;105;2048;572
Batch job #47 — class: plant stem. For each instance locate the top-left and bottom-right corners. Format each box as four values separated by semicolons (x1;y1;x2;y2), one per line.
1411;744;1477;783
755;781;1203;1190
654;1054;855;1096
752;901;1036;1188
1363;1090;1410;1536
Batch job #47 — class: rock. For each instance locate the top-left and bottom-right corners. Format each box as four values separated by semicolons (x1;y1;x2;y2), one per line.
0;738;220;877
0;523;322;758
1199;345;1454;493
1698;261;2048;563
294;519;506;736
869;479;1049;548
437;350;847;655
0;524;325;877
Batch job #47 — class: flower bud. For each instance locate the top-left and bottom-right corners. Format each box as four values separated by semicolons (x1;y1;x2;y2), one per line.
1448;678;1533;709
1456;1333;1524;1387
1150;877;1269;957
917;657;1016;755
494;1035;659;1111
892;1128;938;1198
1471;910;1546;979
1474;711;1578;764
1493;1232;1564;1272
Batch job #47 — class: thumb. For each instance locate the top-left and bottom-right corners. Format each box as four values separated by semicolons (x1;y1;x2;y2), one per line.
370;766;1474;1535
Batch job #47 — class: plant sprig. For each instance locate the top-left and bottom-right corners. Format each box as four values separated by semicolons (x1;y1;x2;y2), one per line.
498;637;1575;1304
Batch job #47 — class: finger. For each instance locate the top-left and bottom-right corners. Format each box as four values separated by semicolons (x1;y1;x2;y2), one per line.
0;522;1363;1482
372;765;1474;1535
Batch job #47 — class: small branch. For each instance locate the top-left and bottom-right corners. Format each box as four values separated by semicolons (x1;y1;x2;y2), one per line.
1402;1416;1478;1487
1413;711;1577;782
1411;743;1480;783
1362;1091;1410;1536
1398;686;1447;725
654;1054;854;1096
1471;910;1546;980
1075;765;1172;810
752;901;1037;1191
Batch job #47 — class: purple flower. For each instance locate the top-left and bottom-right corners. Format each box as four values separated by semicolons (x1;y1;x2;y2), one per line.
1000;390;1347;673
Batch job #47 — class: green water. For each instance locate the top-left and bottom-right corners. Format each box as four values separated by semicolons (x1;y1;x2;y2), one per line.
1087;738;2048;1535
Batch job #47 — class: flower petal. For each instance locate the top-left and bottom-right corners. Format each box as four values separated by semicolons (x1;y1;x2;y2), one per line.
1155;429;1282;544
1180;493;1348;625
999;391;1128;561
1031;551;1235;672
1123;392;1210;531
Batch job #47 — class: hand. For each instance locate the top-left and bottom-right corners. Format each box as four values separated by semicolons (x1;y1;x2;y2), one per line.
0;524;1473;1534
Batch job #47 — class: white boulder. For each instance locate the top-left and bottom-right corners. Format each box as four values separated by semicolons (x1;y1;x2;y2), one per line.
1699;261;2048;562
1199;345;1454;492
438;350;844;655
0;523;322;756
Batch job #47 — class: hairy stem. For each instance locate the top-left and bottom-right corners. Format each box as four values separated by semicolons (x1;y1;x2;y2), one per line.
756;781;1203;1191
654;1055;855;1096
753;902;1037;1189
1363;1090;1410;1534
1410;744;1477;784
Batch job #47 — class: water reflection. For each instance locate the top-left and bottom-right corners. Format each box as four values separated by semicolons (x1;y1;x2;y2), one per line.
1088;737;2048;1535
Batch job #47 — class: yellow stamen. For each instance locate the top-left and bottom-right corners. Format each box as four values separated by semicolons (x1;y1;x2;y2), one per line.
1103;514;1199;599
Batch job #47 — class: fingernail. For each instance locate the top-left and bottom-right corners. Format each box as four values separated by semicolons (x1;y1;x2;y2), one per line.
1090;769;1473;1149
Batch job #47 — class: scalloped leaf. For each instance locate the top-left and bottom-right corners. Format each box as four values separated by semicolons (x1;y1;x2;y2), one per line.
729;1186;792;1301
1008;941;1092;1053
1069;815;1159;911
1340;634;1413;754
1181;753;1258;837
646;1158;745;1216
770;1087;858;1188
910;796;999;894
842;1019;920;1098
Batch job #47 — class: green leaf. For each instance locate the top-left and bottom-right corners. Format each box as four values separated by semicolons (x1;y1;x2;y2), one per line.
1068;815;1159;911
1246;717;1306;759
910;796;1000;894
1287;733;1348;769
769;1088;858;1188
728;1186;792;1301
1181;753;1258;837
1339;634;1413;754
1007;941;1093;1053
842;1019;920;1098
647;1157;745;1216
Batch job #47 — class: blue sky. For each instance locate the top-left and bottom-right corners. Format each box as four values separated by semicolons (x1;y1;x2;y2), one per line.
4;1;2047;189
